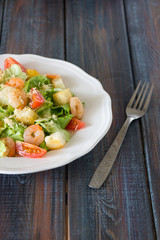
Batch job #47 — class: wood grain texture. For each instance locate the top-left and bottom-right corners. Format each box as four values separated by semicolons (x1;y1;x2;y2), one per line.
0;0;66;239
0;0;158;239
0;0;64;57
66;0;156;239
124;0;160;237
0;0;4;41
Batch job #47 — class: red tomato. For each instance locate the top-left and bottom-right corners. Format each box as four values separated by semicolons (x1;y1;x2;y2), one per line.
16;142;47;158
66;118;85;131
29;88;45;109
4;57;26;72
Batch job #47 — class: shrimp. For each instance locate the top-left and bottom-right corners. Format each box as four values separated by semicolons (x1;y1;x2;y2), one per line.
1;137;15;157
5;78;24;90
69;97;84;119
0;86;28;109
23;124;45;146
8;88;28;109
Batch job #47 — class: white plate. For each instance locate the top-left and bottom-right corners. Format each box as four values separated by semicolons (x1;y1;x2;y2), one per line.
0;54;112;174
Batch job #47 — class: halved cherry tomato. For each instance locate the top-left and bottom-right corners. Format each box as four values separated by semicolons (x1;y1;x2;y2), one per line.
66;117;85;131
16;141;47;158
4;57;26;72
29;88;45;109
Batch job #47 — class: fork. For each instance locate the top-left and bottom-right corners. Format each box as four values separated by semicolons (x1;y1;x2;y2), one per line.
89;81;153;189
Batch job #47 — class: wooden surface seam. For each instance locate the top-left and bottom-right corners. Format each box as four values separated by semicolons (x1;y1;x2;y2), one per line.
0;0;159;239
124;0;160;237
66;0;156;239
123;0;157;238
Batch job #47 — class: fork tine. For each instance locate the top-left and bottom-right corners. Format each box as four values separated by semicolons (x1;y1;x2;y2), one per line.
138;82;149;109
142;84;154;112
127;81;141;108
133;82;146;108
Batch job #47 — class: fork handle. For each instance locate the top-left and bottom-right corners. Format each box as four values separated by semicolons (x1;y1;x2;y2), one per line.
89;117;133;189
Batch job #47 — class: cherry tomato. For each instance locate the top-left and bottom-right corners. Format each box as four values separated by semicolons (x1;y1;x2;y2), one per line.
16;141;47;158
29;88;45;109
66;117;85;131
4;57;26;72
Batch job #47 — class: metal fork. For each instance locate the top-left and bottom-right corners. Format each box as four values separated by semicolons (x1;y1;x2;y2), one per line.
89;81;153;189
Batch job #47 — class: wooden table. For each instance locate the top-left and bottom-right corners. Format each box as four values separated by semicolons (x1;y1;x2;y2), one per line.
0;0;159;239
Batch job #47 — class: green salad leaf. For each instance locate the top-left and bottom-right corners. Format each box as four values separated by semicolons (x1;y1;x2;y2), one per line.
0;106;14;119
54;114;73;129
3;64;27;81
0;140;7;157
1;119;26;141
39;85;60;100
24;75;50;92
0;107;10;119
51;103;71;117
35;117;52;123
39;141;49;151
39;120;70;142
36;101;53;118
0;121;6;134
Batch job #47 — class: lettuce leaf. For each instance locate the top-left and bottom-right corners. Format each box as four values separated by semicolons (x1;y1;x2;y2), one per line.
39;120;70;142
3;64;27;81
51;103;71;117
39;141;49;151
0;121;6;134
1;119;26;141
0;106;14;119
24;75;50;92
36;102;71;119
39;85;59;100
54;114;73;129
35;117;52;123
0;140;7;157
0;107;10;119
36;101;53;118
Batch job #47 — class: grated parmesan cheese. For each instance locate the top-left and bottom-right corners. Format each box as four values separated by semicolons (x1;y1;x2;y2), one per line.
42;85;50;91
4;117;14;129
52;114;58;120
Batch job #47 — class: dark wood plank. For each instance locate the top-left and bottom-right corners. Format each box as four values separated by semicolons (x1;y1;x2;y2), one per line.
0;0;66;239
0;170;65;240
0;0;5;40
124;0;160;237
0;0;64;57
66;0;156;239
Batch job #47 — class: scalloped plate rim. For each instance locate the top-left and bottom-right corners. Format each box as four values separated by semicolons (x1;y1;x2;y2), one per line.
0;54;112;174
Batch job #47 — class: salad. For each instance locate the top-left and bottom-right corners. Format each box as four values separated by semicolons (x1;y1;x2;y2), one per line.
0;57;85;158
